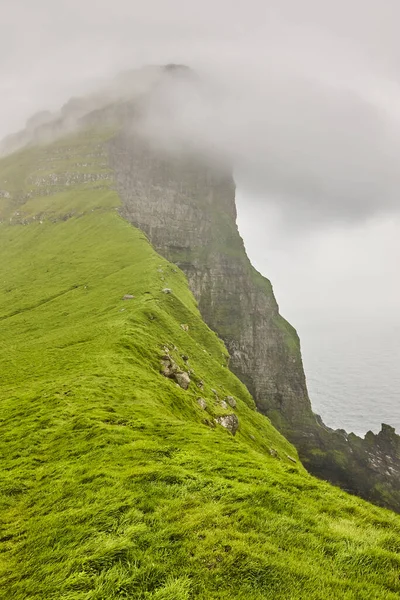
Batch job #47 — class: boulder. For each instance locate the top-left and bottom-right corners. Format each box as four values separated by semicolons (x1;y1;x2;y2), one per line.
160;357;179;378
225;396;237;408
215;414;239;436
197;397;207;410
162;288;172;294
174;371;190;390
220;400;228;409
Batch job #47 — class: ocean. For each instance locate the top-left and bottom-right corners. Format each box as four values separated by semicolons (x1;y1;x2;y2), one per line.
294;312;400;437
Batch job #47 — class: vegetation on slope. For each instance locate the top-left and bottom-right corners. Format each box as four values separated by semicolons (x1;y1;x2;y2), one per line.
1;133;400;599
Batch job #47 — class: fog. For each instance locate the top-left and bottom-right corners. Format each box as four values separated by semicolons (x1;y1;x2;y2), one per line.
2;0;400;430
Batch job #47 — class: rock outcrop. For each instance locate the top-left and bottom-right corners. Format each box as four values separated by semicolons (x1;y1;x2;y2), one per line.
160;355;191;389
215;414;240;436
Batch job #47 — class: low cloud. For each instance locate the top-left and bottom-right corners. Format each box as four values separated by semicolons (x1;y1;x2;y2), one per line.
3;0;400;226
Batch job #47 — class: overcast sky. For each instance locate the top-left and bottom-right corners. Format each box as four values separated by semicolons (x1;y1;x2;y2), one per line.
2;0;400;427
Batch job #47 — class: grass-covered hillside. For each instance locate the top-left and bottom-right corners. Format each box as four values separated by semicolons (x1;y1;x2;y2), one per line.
1;132;400;600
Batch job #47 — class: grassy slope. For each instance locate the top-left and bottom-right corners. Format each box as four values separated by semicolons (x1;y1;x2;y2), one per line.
0;134;400;599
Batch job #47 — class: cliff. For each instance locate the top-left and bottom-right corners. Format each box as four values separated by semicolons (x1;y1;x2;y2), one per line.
107;126;400;511
101;66;400;511
108;131;312;429
2;65;400;514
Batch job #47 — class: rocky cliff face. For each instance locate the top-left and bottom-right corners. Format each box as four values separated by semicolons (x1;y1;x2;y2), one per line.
105;74;400;511
108;131;314;434
2;65;400;511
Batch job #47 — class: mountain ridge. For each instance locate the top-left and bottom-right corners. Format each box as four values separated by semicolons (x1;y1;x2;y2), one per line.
1;66;400;598
1;66;400;512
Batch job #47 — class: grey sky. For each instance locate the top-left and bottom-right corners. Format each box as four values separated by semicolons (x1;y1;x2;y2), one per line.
3;0;400;224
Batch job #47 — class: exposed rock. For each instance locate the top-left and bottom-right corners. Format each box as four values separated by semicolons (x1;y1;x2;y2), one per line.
180;324;189;331
197;380;204;389
181;355;189;362
286;454;297;464
197;397;207;410
269;448;278;458
162;288;172;294
174;371;190;390
225;396;237;408
220;400;228;409
160;357;178;378
109;130;310;428
160;356;190;389
215;414;239;436
122;294;134;300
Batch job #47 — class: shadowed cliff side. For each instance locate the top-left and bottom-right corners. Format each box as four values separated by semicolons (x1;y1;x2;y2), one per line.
108;131;313;432
107;121;400;512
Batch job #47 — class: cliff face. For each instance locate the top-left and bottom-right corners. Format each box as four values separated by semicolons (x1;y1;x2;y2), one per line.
108;131;313;433
107;113;400;512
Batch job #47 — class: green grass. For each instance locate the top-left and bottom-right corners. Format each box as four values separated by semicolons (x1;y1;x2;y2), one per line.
1;133;400;599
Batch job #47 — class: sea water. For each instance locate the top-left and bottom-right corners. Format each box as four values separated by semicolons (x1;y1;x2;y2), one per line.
295;311;400;436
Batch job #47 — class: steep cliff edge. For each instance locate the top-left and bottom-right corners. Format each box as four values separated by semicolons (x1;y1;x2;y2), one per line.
105;81;400;511
2;64;400;513
108;131;313;433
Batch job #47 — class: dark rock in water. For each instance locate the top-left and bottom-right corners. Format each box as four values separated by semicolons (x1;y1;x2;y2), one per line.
215;414;239;436
298;422;400;511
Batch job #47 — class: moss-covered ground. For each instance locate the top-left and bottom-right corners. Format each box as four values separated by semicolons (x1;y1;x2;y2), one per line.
1;133;400;599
